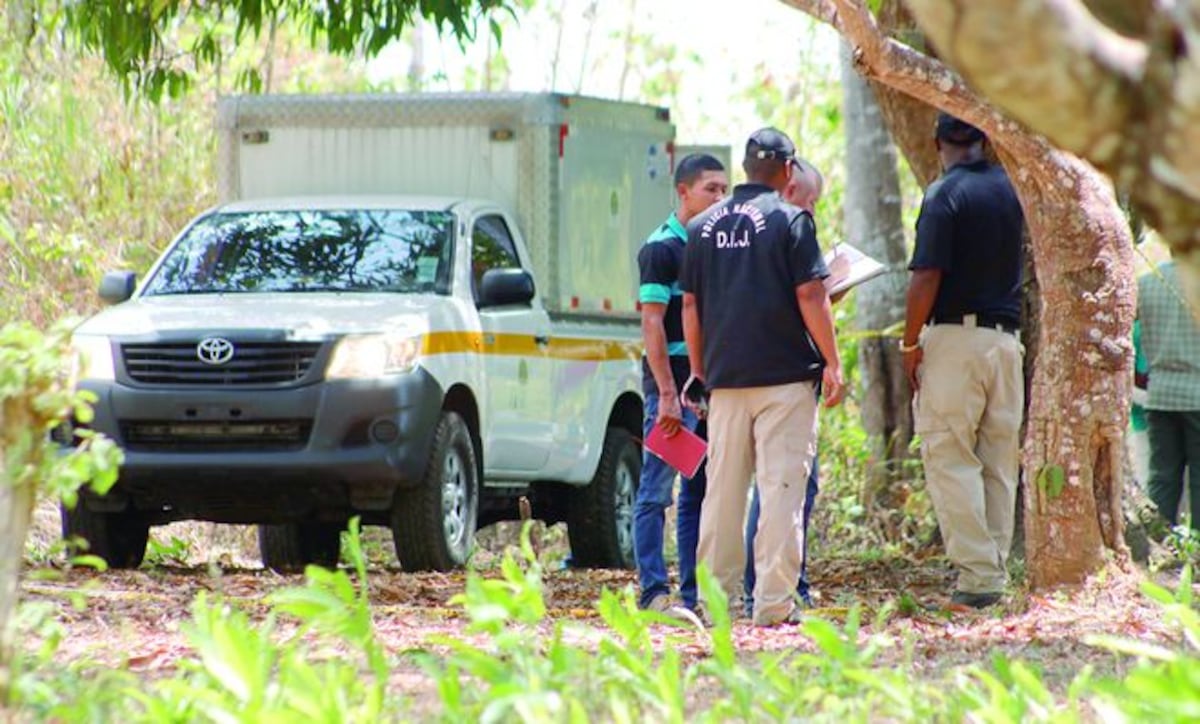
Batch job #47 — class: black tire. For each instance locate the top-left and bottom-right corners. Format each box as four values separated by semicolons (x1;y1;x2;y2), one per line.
392;411;479;572
258;522;343;574
60;503;149;570
566;426;639;569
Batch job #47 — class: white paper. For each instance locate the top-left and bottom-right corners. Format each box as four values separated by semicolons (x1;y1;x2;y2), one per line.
822;243;887;296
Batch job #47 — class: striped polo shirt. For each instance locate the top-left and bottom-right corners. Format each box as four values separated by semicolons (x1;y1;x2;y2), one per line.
637;213;691;395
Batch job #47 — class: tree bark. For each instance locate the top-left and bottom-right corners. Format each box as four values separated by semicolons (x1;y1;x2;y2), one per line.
782;0;1136;588
900;0;1200;307
839;40;914;510
0;475;34;695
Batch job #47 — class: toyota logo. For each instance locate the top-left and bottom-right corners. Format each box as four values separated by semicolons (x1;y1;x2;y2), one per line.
196;337;235;365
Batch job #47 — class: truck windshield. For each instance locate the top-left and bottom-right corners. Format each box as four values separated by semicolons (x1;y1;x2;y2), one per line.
142;209;455;296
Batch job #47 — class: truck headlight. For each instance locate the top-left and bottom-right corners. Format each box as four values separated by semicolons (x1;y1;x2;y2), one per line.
72;335;116;381
326;334;423;379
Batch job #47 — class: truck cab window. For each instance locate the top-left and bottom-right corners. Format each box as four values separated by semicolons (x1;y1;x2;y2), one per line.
471;215;521;300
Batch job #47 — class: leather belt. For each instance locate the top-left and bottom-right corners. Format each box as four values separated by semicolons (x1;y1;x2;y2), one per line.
930;312;1019;335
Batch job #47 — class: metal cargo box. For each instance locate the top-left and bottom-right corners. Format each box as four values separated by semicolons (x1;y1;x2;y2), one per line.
217;92;676;316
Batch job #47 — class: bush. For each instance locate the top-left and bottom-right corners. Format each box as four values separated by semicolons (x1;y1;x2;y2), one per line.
8;516;1200;722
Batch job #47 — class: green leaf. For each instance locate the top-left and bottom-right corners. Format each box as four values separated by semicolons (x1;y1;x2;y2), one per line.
1036;464;1066;500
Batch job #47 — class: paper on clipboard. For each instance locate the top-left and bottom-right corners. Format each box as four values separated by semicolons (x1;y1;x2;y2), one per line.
644;422;707;479
823;243;887;297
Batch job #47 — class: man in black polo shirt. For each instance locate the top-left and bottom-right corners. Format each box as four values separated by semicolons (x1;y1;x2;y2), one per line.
900;112;1025;610
680;129;844;627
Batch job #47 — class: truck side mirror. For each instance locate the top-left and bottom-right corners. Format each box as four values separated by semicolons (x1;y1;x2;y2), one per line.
478;268;535;307
99;271;137;304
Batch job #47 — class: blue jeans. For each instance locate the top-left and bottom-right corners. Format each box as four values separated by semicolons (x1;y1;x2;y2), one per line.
743;455;818;612
635;392;707;609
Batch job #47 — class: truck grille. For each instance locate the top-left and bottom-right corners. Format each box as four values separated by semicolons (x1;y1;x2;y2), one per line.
121;341;322;386
121;420;312;452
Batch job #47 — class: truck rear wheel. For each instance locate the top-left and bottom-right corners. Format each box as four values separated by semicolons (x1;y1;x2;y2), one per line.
392;411;479;571
258;522;344;573
566;426;639;569
61;503;149;570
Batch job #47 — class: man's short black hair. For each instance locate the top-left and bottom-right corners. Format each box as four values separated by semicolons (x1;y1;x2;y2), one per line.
935;112;985;146
674;153;725;186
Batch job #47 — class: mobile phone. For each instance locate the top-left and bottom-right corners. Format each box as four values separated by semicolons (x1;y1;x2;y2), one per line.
682;375;709;415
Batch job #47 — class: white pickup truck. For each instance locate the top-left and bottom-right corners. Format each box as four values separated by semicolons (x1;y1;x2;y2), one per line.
66;93;679;572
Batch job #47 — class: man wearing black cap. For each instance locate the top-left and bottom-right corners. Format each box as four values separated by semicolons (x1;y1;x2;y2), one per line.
900;112;1025;610
680;128;844;627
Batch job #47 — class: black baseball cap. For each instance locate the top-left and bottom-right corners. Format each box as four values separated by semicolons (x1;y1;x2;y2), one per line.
745;127;796;162
935;112;985;145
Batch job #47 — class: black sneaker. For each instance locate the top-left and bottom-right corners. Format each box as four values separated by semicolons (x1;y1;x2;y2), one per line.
950;590;1003;609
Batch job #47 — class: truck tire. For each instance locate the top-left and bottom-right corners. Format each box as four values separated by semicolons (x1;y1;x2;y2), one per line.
566;427;639;569
60;504;149;570
258;522;343;573
392;411;479;571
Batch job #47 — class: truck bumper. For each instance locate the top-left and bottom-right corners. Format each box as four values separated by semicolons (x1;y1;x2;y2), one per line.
76;370;443;524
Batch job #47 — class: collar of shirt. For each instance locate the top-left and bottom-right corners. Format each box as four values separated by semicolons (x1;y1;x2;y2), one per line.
665;212;687;241
946;159;991;174
732;182;776;198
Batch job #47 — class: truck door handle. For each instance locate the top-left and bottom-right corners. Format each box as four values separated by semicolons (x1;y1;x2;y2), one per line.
534;334;550;346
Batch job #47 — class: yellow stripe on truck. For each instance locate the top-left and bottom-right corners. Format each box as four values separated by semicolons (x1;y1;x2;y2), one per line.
422;331;640;361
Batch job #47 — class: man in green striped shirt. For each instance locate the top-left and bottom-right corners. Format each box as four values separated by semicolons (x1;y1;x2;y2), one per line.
634;153;728;614
1138;258;1200;528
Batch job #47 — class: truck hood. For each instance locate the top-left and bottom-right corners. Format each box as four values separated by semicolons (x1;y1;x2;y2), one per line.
74;293;446;340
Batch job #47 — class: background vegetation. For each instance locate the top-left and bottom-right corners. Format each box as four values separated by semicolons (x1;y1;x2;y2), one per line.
2;0;1194;720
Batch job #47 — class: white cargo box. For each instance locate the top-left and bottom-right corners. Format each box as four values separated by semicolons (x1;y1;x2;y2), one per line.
216;92;676;317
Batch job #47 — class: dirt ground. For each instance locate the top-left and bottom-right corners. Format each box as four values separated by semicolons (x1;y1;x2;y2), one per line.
21;499;1185;702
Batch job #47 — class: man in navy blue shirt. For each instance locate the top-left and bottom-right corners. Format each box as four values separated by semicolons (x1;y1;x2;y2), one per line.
681;129;844;627
900;113;1024;610
634;153;728;615
743;157;826;616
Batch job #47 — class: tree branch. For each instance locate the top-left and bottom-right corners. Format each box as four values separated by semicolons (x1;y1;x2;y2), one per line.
902;0;1145;170
778;0;836;25
784;0;1052;162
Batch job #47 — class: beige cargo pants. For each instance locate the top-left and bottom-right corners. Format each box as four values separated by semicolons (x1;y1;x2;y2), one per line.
916;323;1024;594
698;381;819;626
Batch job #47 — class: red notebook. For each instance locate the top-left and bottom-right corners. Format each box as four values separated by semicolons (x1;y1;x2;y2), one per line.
644;421;707;479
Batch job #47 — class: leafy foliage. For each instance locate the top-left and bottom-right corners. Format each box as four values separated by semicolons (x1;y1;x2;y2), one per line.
6;521;1200;720
0;28;213;327
62;0;513;98
0;323;122;503
0;321;121;699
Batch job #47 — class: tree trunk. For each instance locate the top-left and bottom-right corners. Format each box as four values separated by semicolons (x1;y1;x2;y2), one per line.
1017;154;1135;586
0;476;34;697
783;0;1135;587
839;40;913;510
407;21;425;91
616;0;638;100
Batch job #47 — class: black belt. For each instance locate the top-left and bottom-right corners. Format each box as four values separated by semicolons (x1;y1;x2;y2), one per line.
930;313;1019;335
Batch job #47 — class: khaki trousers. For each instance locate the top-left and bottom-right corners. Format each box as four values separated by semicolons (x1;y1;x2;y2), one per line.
916;323;1023;594
698;381;818;625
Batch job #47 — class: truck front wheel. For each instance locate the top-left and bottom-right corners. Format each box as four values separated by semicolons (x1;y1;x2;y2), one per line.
566;426;639;569
258;522;343;573
61;503;149;569
392;411;479;571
